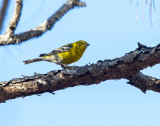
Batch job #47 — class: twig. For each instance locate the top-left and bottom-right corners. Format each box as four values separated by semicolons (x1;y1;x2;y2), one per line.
5;0;22;38
0;0;86;45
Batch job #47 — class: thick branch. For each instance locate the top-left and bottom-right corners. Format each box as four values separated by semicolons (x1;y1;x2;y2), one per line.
0;0;86;45
1;43;160;103
0;0;9;33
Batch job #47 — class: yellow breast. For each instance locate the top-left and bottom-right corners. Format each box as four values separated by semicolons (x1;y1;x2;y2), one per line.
58;44;87;65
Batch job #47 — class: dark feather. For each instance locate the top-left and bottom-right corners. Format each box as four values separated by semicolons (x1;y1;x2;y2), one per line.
40;43;73;57
39;53;47;57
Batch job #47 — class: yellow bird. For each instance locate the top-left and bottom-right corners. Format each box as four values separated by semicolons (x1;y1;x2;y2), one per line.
23;40;89;68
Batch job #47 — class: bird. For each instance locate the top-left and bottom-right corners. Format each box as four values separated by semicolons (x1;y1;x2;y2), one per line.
23;40;89;68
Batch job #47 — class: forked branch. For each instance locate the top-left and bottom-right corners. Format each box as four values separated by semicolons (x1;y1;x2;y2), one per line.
0;0;86;45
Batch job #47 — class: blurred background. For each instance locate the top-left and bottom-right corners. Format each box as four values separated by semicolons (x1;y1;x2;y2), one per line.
0;0;160;126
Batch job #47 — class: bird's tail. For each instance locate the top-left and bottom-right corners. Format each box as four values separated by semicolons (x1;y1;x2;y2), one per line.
23;58;43;64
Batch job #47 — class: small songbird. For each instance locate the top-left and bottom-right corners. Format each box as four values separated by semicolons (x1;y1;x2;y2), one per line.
23;40;89;68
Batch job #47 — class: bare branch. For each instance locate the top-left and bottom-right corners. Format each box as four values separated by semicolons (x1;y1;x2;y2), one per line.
5;0;22;38
1;43;160;103
0;0;9;33
127;72;160;93
0;0;86;46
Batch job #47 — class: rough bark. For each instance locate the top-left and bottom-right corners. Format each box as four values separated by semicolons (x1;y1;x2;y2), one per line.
1;43;160;103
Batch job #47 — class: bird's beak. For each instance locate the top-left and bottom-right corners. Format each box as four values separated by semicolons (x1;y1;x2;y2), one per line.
85;43;90;46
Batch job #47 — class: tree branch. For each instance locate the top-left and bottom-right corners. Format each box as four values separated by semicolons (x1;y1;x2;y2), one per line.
0;0;86;45
127;72;160;93
5;0;22;38
1;43;160;103
0;0;9;33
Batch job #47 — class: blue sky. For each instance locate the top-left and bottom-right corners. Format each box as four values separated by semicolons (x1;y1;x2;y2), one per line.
1;0;160;126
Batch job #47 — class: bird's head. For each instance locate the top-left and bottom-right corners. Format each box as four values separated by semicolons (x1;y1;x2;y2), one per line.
77;40;90;47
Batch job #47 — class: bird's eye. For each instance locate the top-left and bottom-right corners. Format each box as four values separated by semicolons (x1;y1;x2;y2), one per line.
80;42;83;44
80;42;83;45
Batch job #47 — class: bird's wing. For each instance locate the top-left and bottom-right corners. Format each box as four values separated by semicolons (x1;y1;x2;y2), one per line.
39;43;73;57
